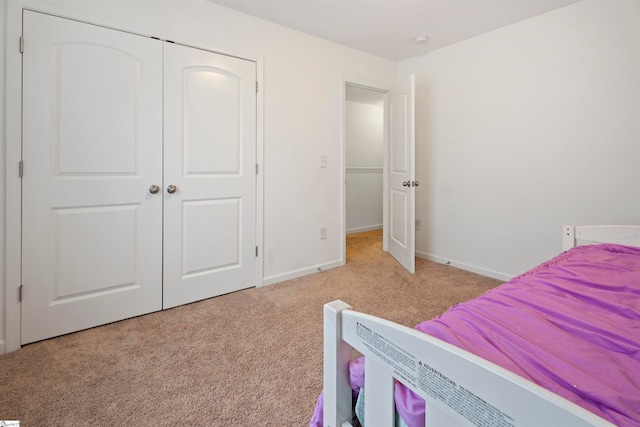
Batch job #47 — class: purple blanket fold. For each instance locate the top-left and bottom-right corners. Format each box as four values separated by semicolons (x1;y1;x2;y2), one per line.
311;244;640;427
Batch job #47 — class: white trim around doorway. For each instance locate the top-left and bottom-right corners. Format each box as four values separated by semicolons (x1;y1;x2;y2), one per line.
340;78;390;267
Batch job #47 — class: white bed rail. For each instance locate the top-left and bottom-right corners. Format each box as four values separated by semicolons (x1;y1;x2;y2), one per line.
563;224;640;251
323;300;614;427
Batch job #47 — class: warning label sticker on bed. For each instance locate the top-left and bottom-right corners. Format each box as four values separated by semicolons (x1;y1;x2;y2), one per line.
355;322;417;388
418;362;515;427
355;321;515;427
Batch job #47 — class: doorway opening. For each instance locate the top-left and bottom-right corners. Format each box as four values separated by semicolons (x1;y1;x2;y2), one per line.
344;83;386;263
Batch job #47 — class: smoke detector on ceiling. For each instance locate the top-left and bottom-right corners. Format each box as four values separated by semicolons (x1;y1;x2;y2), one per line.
413;36;429;45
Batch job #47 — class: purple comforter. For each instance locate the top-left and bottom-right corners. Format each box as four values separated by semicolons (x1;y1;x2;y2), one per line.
310;244;640;427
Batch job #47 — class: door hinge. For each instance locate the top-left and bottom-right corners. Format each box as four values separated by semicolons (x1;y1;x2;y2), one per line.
256;163;259;175
19;161;24;178
256;81;259;92
19;36;24;53
256;246;259;257
19;284;23;302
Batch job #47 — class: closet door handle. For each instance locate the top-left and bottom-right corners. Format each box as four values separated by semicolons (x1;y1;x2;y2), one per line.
167;184;177;194
402;181;410;187
149;184;160;194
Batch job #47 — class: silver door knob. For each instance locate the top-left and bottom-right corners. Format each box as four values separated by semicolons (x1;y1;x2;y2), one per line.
149;184;160;194
167;185;177;194
402;181;410;187
413;181;420;187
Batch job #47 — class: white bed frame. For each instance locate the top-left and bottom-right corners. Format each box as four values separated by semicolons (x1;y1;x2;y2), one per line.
324;225;640;427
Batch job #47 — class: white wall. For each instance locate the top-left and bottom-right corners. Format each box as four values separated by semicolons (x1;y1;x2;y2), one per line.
5;0;639;351
400;0;640;280
2;0;396;350
345;100;384;233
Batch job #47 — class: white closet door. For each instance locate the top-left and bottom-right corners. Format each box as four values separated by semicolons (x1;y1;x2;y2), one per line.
21;11;163;344
162;43;257;308
387;74;416;273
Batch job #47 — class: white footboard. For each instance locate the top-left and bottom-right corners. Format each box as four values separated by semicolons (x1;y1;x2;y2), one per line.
323;300;614;427
562;224;640;251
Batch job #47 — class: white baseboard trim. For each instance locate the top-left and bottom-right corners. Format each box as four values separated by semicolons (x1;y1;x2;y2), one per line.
346;224;382;235
261;258;344;287
416;250;513;282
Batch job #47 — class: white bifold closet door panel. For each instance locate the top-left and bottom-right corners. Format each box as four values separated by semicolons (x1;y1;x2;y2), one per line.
21;11;164;344
162;43;257;309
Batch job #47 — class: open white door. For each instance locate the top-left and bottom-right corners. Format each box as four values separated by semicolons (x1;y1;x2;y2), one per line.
387;74;416;273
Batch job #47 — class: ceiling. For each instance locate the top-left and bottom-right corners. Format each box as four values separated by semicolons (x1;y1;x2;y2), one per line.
207;0;581;62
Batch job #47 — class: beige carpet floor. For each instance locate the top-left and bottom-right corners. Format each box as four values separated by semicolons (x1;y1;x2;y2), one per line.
0;230;502;426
